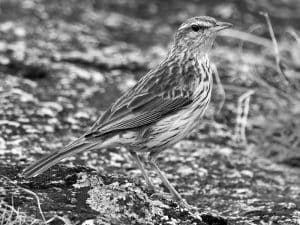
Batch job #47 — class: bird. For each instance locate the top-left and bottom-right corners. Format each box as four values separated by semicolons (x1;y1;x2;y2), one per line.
23;16;232;207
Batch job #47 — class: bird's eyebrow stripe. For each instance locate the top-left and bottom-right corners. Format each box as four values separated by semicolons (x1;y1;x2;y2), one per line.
197;21;212;27
179;21;213;30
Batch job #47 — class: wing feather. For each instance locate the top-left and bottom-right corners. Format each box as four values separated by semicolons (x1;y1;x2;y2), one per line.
85;65;194;138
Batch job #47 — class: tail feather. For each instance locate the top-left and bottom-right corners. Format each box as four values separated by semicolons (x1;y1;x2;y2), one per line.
22;138;99;178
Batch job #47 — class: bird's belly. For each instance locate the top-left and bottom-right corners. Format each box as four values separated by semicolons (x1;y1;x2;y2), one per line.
119;80;213;152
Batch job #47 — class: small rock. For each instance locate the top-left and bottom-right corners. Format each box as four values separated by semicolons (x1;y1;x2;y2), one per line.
241;170;254;178
177;165;194;176
198;167;208;177
43;125;55;133
82;219;95;225
37;107;56;117
0;120;20;127
0;138;6;150
226;170;241;178
278;202;296;209
74;111;90;119
14;27;26;37
218;147;232;156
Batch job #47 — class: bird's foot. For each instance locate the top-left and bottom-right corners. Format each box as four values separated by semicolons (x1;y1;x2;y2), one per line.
178;199;202;221
151;193;202;221
179;202;202;221
178;198;192;209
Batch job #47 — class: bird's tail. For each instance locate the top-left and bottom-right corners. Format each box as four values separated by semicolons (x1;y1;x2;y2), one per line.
22;137;99;178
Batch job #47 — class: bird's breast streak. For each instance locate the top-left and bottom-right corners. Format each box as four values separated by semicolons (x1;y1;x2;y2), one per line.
188;56;213;126
131;56;213;151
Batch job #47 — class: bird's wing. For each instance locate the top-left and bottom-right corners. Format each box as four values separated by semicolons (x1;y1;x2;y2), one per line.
85;68;193;138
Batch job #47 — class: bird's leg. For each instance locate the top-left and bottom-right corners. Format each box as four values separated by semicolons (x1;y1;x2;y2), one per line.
130;152;155;191
148;152;190;208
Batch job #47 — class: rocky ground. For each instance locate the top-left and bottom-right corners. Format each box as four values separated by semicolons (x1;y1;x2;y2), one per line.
0;0;300;224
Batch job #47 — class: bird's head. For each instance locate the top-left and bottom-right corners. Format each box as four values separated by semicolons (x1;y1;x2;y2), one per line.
173;16;232;56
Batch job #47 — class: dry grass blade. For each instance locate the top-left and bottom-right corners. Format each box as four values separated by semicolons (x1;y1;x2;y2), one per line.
20;189;46;223
219;29;272;48
212;63;225;114
0;201;40;225
234;90;255;145
249;69;296;103
0;175;46;224
260;11;294;88
286;28;300;45
45;215;73;225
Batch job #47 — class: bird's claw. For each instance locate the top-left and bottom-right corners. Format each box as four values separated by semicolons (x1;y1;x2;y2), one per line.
150;192;202;221
178;200;202;221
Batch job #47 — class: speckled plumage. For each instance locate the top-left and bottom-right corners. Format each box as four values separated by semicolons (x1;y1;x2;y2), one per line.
23;16;232;207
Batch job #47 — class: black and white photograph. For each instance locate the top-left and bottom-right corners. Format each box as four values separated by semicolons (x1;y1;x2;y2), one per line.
0;0;300;224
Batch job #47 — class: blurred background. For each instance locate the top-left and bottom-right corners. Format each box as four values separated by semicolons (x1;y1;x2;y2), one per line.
0;0;300;224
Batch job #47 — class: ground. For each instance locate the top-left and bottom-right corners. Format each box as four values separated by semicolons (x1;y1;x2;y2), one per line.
0;0;300;224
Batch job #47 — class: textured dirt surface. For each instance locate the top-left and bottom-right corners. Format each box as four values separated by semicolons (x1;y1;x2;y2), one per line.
0;0;300;224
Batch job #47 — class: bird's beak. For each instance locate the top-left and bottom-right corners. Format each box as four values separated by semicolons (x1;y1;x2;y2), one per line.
214;21;233;32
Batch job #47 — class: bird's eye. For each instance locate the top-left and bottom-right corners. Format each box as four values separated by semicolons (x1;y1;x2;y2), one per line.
191;24;201;32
